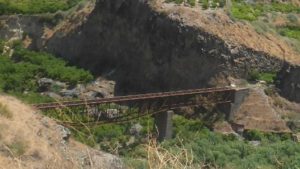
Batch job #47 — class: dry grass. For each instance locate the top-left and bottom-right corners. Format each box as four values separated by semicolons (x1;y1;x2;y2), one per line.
7;140;28;157
0;95;123;169
145;138;204;169
0;103;12;119
154;1;300;65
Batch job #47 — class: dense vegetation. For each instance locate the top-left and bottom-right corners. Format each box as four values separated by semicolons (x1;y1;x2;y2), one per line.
0;41;93;103
44;104;300;168
231;1;300;21
279;26;300;41
247;70;277;84
63;113;300;169
0;0;82;14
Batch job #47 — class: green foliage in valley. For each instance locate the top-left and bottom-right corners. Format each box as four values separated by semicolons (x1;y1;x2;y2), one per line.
247;70;276;84
231;1;300;21
0;0;82;14
0;41;93;103
159;125;300;169
56;111;300;169
166;0;299;17
279;26;300;41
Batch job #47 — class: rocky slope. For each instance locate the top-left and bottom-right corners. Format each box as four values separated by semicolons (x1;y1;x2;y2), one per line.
0;95;123;169
44;0;287;95
0;0;299;98
234;87;290;132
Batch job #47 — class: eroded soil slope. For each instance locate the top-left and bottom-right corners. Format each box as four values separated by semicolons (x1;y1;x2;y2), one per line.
0;95;123;169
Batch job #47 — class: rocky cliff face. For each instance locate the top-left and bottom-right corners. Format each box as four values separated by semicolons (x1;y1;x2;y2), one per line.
277;64;300;103
42;0;282;95
0;0;289;95
0;15;55;49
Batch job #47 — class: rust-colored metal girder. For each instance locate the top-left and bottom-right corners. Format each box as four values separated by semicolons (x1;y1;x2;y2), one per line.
33;87;237;110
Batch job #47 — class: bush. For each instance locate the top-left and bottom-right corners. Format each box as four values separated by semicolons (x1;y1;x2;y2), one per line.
247;70;276;84
12;47;93;85
0;0;82;14
0;42;93;103
202;0;209;9
230;1;300;21
244;130;265;140
187;0;196;6
279;26;300;41
287;13;298;23
0;103;12;119
230;2;263;21
247;69;260;82
0;40;4;53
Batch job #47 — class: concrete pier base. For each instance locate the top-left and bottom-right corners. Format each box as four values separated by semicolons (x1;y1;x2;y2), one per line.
218;89;249;120
228;89;249;120
154;110;174;141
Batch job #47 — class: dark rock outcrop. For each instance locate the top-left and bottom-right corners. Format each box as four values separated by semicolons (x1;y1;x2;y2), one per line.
45;0;282;95
0;15;55;49
277;64;300;103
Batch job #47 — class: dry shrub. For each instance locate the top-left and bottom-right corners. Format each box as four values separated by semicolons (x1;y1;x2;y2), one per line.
7;140;27;157
146;139;203;169
0;103;12;119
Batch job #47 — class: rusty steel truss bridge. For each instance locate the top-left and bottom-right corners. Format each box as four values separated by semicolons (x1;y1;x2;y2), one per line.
33;87;246;123
33;87;248;140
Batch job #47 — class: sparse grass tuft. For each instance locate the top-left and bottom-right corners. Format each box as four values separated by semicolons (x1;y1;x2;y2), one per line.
0;103;12;119
7;140;27;157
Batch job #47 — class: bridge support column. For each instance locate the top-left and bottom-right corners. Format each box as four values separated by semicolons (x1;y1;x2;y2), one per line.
218;89;249;121
228;89;249;120
154;110;174;141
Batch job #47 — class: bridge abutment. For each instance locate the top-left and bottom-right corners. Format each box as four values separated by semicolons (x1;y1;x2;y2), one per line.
217;89;249;120
154;110;174;141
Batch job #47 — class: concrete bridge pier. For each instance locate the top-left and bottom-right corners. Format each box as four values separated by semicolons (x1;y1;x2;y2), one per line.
154;110;174;141
219;88;249;121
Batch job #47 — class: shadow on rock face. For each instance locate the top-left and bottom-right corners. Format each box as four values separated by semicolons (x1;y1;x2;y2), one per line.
43;0;282;95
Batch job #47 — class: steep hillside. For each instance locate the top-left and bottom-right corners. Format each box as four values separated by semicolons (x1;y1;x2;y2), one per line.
44;0;284;94
1;1;300;168
0;95;123;169
1;0;300;98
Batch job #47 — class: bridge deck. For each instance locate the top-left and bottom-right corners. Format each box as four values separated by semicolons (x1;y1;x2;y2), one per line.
33;87;240;110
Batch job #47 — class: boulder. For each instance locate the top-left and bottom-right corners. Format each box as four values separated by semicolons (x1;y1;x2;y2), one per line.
44;92;63;100
129;123;143;136
81;91;105;99
38;78;54;91
57;125;71;141
60;89;80;98
105;109;119;119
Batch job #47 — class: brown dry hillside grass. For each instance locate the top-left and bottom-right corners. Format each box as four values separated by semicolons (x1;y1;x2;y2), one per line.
0;95;123;169
151;0;300;65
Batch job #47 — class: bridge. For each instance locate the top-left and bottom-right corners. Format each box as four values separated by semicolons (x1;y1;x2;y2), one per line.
33;87;249;141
